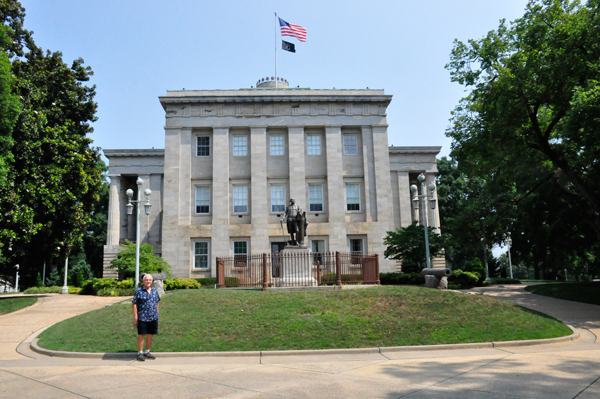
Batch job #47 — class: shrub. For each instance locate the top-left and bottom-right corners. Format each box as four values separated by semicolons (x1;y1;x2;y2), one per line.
490;277;521;285
96;287;135;297
195;277;218;287
108;240;173;278
320;273;362;285
164;278;201;290
80;278;134;295
379;272;424;285
448;269;480;288
23;286;81;294
224;277;240;287
24;286;61;294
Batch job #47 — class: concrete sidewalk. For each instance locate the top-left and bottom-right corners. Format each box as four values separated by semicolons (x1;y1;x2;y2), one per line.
0;286;599;398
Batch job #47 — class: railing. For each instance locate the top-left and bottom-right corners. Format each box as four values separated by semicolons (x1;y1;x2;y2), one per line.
216;251;379;289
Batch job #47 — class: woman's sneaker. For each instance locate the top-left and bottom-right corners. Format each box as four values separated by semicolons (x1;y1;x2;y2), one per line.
136;353;145;362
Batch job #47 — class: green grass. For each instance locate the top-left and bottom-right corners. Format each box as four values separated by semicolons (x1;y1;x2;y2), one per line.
37;286;572;353
0;296;37;315
525;282;600;306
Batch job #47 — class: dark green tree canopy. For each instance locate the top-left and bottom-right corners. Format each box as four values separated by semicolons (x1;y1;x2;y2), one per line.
0;1;103;286
446;0;600;237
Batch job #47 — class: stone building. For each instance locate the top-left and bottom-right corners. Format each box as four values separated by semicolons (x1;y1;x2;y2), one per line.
103;80;441;278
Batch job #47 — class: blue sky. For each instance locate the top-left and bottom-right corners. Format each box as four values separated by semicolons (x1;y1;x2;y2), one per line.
22;0;529;159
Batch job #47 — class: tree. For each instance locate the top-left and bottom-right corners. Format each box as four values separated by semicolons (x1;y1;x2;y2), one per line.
0;2;103;287
446;0;600;238
0;25;19;188
383;222;445;273
109;241;172;278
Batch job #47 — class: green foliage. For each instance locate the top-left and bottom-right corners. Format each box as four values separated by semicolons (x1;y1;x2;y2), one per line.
68;260;93;287
165;278;201;290
0;25;20;188
319;273;362;285
444;0;600;280
24;286;60;294
448;269;480;289
379;272;424;285
195;277;217;287
45;268;61;287
80;278;134;295
0;2;103;288
109;241;172;278
384;221;445;273
96;287;135;297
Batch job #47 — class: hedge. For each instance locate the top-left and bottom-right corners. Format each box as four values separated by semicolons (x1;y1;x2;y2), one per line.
379;272;424;285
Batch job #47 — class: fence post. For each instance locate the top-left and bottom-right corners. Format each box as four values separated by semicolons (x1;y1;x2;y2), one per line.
262;253;268;291
336;251;342;287
375;254;380;285
316;260;321;286
216;257;225;288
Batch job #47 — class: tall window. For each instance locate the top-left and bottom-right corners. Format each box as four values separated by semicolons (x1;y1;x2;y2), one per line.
346;184;360;211
194;242;209;269
233;185;248;213
197;136;210;156
349;238;364;254
343;134;358;155
233;241;248;267
195;186;210;214
271;185;285;213
307;135;321;155
270;135;284;156
233;136;247;156
308;185;323;212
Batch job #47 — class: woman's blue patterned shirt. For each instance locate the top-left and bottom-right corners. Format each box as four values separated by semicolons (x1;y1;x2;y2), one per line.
132;287;161;322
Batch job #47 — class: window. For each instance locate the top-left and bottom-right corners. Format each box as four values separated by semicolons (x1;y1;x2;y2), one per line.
349;238;364;265
343;134;358;155
270;135;284;156
308;185;323;212
307;135;321;155
197;136;210;156
271;185;285;213
195;186;210;214
233;185;248;213
345;184;360;211
233;136;247;156
194;242;209;269
233;241;248;267
311;239;325;264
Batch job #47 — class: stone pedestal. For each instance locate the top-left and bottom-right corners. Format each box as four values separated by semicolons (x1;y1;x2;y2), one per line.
277;246;317;287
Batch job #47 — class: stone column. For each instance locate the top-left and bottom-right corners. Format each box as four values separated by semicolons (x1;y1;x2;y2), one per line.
325;125;348;251
161;127;182;274
138;174;151;244
212;127;230;275
250;126;269;253
397;171;413;227
106;174;121;246
371;124;394;270
361;126;374;222
288;125;306;206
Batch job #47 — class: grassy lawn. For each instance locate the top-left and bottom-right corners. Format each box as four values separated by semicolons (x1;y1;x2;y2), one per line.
0;296;37;315
525;282;600;306
37;286;572;353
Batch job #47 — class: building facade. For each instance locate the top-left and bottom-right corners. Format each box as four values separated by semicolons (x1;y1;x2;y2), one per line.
103;82;441;278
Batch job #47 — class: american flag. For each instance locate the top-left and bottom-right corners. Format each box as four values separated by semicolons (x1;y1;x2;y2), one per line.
278;17;307;42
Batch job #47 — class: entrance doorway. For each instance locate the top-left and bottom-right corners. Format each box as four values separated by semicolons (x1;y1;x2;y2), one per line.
271;242;286;277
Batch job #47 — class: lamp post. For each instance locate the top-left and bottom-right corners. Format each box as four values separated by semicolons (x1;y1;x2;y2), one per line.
505;234;513;279
14;264;19;292
61;257;69;294
126;177;152;288
410;173;437;269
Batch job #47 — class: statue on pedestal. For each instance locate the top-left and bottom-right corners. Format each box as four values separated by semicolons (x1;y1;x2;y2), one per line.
281;198;308;246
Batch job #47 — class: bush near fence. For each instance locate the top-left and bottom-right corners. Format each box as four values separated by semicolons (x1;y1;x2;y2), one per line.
320;273;362;285
490;277;521;285
379;272;424;286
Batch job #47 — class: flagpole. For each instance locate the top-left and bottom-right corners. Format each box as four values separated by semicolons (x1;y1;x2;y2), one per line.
274;11;278;88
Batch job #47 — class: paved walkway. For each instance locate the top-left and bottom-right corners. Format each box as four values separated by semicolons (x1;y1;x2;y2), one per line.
0;286;598;398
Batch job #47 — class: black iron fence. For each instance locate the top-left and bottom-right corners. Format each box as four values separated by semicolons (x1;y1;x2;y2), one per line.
216;251;379;289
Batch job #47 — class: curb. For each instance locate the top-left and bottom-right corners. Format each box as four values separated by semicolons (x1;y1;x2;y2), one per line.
29;324;580;360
